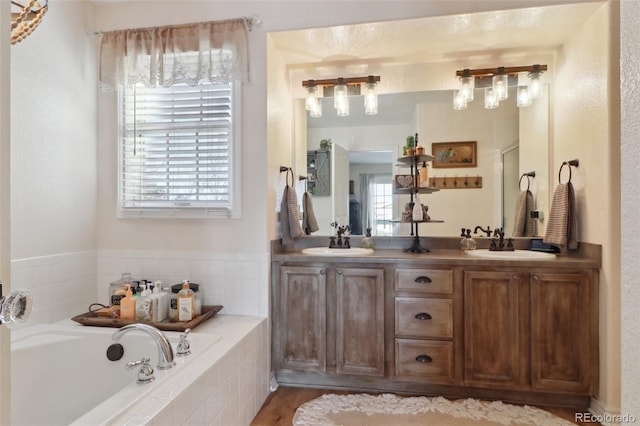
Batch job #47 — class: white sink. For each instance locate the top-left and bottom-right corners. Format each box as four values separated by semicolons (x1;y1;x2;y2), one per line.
465;249;556;260
301;247;374;256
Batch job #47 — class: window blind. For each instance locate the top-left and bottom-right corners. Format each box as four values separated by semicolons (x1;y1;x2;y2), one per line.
119;82;237;217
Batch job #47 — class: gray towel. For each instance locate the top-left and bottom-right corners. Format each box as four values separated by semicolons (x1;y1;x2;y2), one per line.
280;185;304;246
543;183;578;250
302;192;319;235
512;190;534;237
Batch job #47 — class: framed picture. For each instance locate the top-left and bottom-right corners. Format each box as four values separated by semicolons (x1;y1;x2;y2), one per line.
431;141;477;168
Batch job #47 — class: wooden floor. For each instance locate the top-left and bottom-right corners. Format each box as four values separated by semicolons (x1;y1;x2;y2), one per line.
251;386;600;426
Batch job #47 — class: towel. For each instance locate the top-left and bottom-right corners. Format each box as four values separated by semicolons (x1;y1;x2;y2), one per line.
280;184;304;246
302;191;319;235
543;183;578;250
512;190;534;237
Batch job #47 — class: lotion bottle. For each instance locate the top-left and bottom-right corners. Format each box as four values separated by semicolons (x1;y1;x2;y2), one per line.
177;280;195;322
120;284;136;320
152;281;168;322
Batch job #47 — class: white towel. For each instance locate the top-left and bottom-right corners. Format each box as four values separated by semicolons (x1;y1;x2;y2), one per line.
512;190;534;237
543;183;578;250
302;192;319;235
280;185;304;246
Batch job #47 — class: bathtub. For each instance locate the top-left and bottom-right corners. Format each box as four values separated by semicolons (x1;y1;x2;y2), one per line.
11;322;220;426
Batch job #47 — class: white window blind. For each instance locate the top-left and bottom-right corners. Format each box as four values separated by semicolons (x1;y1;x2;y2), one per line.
119;81;240;218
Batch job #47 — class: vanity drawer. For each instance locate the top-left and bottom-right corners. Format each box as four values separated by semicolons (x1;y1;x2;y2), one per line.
395;268;453;294
395;339;453;381
395;297;453;338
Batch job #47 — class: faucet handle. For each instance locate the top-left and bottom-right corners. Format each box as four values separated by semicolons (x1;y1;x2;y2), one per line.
176;328;192;357
127;356;155;384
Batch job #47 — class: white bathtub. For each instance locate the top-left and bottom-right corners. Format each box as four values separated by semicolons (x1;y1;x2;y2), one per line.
11;323;220;426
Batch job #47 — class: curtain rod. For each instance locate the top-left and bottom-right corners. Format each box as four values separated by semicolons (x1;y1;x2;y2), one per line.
93;15;261;37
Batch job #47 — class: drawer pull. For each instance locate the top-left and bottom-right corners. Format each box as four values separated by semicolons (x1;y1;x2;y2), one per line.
414;312;432;321
414;276;432;284
415;354;433;363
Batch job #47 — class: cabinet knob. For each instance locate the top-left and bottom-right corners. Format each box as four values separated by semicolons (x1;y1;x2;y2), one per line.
320;270;325;275
415;354;433;363
414;276;432;284
337;270;342;275
414;312;432;321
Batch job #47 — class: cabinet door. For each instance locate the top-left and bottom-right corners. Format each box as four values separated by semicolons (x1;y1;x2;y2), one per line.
336;267;385;376
463;270;528;388
530;272;592;393
279;266;326;371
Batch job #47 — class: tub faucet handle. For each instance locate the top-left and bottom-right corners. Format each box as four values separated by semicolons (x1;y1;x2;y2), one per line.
126;356;155;384
176;328;192;357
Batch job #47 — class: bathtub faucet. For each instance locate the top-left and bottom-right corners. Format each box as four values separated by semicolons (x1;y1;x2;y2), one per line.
112;323;175;370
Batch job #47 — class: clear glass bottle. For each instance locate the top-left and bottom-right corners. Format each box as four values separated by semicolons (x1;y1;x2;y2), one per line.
361;228;375;250
109;272;132;307
460;228;477;250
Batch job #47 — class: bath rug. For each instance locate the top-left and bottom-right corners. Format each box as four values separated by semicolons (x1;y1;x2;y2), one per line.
293;393;575;426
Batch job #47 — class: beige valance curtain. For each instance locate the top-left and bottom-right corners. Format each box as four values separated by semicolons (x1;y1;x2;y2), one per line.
99;18;249;90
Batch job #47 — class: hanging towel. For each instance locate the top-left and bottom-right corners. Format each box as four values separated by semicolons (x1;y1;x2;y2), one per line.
302;191;319;235
544;182;578;250
512;190;534;237
280;184;304;246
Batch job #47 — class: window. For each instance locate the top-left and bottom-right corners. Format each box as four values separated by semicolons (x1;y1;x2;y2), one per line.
118;81;241;218
370;174;393;235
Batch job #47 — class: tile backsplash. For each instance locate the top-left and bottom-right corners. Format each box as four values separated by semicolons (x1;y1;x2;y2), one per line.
97;249;269;317
11;249;269;325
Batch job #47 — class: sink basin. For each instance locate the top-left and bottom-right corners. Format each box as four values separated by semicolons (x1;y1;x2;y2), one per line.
465;249;556;260
301;247;374;256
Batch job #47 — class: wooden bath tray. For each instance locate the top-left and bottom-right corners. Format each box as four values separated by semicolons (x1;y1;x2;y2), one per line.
71;305;223;332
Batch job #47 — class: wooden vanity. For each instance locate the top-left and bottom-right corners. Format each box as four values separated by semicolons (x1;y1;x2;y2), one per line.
271;239;600;409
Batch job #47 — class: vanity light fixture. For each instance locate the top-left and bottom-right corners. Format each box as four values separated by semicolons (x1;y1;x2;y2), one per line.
454;65;547;110
302;75;381;117
11;0;48;45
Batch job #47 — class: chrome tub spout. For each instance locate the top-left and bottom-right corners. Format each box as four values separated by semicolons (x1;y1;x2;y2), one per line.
112;323;175;369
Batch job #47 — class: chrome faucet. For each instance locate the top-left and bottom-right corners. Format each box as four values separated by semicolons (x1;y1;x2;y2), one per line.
112;323;175;370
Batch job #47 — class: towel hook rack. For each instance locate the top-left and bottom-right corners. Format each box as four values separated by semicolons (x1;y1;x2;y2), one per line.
519;171;536;191
558;159;579;184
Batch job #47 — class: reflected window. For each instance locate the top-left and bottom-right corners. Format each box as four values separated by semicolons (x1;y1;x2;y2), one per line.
360;173;392;236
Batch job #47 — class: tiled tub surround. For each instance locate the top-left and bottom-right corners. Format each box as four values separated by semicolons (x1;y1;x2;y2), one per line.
11;250;97;324
10;249;269;326
97;249;270;317
12;315;270;425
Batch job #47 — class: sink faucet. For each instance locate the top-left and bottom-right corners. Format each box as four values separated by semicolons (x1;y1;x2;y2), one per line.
112;323;175;370
473;225;492;237
489;228;514;251
329;223;351;248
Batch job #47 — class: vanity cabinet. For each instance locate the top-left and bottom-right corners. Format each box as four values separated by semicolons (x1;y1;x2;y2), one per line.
463;270;529;389
463;269;597;395
272;249;599;409
394;268;456;384
274;263;385;379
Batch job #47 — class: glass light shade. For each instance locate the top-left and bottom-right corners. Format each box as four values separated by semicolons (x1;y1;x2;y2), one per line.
459;75;474;102
364;82;378;115
453;90;468;110
310;99;322;117
517;86;532;107
334;82;348;108
492;74;509;101
305;86;318;111
484;87;499;109
528;71;543;99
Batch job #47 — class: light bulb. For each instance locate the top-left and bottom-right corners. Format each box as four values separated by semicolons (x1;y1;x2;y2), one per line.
517;86;532;107
484;87;499;109
492;72;509;101
453;90;468;110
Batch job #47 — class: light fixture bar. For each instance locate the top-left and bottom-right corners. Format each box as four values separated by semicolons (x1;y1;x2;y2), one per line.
455;65;547;78
302;75;380;88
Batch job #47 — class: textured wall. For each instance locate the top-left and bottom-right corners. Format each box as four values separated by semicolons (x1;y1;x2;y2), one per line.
620;0;640;420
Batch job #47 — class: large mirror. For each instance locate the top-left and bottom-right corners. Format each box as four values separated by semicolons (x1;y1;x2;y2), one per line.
304;86;549;237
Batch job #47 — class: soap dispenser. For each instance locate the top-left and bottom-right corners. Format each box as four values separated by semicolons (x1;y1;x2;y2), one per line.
361;228;375;250
120;284;137;320
460;228;477;250
177;280;195;322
